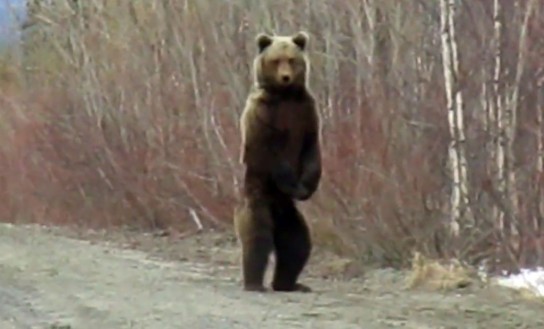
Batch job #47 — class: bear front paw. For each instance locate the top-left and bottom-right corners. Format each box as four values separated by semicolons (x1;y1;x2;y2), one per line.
293;185;312;201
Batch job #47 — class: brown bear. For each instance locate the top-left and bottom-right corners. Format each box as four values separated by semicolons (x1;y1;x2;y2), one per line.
234;31;322;293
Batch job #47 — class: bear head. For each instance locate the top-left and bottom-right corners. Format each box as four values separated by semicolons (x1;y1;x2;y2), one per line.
252;31;310;91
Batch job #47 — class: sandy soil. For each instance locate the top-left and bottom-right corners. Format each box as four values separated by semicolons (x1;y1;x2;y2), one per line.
0;223;542;329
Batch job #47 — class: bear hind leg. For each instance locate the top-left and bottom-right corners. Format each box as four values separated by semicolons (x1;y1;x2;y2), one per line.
271;204;312;292
234;201;274;292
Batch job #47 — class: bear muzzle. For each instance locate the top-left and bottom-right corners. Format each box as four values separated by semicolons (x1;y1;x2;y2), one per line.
281;75;292;84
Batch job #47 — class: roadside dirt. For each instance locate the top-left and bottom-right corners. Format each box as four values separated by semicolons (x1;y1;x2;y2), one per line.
0;223;542;329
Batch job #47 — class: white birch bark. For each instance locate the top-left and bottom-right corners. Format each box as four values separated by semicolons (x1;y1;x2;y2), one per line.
538;73;544;231
538;73;543;174
535;3;543;232
492;0;507;232
480;82;488;131
440;0;473;236
496;0;537;234
509;0;538;232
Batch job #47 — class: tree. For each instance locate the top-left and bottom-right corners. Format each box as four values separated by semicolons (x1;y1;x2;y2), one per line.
439;0;473;236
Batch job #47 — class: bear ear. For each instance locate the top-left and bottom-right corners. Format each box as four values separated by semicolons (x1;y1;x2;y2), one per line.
256;33;273;53
292;31;309;50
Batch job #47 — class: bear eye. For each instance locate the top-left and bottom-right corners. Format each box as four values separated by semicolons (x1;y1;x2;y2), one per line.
271;59;280;65
288;58;295;64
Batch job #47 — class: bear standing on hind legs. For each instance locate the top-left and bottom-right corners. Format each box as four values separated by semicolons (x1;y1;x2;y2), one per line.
234;31;322;293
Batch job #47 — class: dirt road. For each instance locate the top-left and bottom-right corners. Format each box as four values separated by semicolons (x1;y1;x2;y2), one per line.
0;223;542;329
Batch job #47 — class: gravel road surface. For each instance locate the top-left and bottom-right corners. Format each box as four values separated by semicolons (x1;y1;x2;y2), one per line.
0;223;542;329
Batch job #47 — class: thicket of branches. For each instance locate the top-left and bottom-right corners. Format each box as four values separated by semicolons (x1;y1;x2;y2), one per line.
0;0;542;272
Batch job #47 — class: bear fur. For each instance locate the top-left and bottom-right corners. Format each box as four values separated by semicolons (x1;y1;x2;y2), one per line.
234;31;322;292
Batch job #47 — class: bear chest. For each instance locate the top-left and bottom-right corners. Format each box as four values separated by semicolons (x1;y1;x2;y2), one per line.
268;102;307;167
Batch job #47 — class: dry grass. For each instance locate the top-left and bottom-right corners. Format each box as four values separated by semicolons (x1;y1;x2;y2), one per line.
405;252;476;291
308;214;357;257
512;288;544;303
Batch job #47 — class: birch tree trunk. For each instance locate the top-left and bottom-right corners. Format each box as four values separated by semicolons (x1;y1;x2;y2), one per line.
510;0;538;234
538;72;544;174
371;3;391;98
537;72;544;231
491;0;508;233
440;0;473;236
495;0;537;236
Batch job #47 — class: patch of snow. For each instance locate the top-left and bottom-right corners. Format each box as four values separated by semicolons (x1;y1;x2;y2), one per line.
495;267;544;297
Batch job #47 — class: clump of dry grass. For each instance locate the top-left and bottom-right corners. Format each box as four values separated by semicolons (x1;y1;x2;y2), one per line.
309;216;357;257
512;287;544;303
405;252;475;291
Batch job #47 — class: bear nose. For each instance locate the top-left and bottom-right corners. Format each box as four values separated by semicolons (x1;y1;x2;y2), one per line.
281;75;291;83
